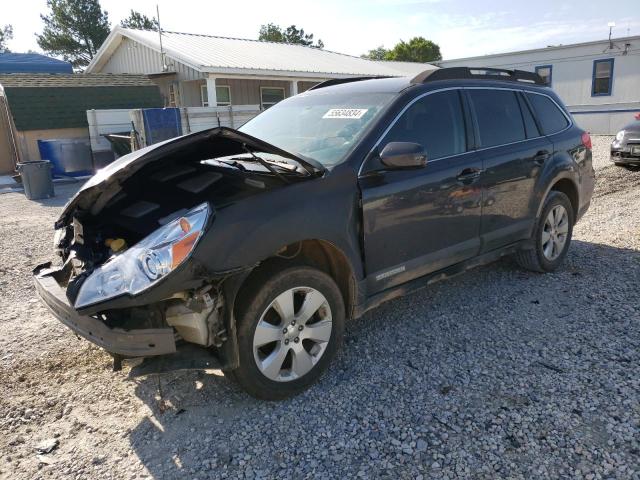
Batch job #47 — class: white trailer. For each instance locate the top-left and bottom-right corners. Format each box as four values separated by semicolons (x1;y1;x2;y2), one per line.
438;35;640;134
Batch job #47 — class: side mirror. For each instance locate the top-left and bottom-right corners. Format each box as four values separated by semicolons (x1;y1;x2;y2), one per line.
379;142;427;169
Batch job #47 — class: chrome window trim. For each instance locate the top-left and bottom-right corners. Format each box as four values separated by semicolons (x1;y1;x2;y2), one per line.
358;85;573;176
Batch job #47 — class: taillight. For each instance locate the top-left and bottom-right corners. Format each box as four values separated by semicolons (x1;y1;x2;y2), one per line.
635;112;640;120
581;132;592;150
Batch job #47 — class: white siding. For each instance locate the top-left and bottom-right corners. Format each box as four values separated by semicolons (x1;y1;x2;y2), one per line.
101;37;205;82
181;106;260;133
86;108;131;152
439;37;640;133
179;78;294;107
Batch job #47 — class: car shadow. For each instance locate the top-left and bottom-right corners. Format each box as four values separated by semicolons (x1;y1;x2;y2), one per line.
30;183;82;208
124;239;639;478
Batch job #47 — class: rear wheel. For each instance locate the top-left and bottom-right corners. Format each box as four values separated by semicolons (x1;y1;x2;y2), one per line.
231;266;344;400
515;191;574;273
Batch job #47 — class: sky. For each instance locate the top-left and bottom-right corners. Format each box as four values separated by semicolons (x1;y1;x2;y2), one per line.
3;0;640;60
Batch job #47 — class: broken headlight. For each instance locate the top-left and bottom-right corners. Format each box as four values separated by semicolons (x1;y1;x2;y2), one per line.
74;203;211;309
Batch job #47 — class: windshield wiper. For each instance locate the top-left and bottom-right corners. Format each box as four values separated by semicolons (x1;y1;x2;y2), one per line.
241;144;290;183
219;159;246;171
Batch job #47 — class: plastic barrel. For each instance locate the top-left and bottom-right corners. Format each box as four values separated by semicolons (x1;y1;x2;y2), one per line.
17;161;54;200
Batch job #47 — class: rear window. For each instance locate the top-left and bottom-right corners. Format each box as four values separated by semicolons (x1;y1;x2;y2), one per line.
468;90;526;148
526;93;569;135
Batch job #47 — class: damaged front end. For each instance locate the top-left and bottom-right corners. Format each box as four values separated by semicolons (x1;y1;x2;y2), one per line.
34;127;320;368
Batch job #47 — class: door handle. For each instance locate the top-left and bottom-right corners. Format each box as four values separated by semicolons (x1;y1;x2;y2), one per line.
533;150;551;165
456;167;483;183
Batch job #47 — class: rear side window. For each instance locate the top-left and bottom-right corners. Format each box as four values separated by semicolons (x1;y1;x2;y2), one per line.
526;93;569;135
383;90;466;160
517;93;540;138
468;90;525;148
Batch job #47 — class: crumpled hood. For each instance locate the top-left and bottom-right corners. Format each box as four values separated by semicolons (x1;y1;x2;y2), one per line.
57;127;323;227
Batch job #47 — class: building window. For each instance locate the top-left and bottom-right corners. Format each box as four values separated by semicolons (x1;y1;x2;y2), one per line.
216;86;231;106
535;65;552;86
592;59;614;96
260;87;285;109
201;84;232;107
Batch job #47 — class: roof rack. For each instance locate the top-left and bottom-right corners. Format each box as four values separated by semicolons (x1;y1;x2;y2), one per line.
411;67;546;85
308;76;390;91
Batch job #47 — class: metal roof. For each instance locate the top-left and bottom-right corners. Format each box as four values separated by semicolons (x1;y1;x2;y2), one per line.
0;53;72;74
87;27;436;78
0;73;157;88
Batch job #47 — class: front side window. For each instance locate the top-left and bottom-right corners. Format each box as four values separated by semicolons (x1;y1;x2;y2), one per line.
239;91;395;167
535;65;552;86
592;59;614;96
261;87;286;109
201;85;232;107
526;93;569;135
468;89;526;148
381;90;466;160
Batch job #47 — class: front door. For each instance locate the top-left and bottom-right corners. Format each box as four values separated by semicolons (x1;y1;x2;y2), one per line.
359;90;483;294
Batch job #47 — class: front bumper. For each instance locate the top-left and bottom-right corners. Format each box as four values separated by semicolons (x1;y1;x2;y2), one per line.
33;263;176;357
611;144;640;165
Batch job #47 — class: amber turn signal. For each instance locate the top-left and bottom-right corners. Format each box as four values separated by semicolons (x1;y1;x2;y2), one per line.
171;231;199;268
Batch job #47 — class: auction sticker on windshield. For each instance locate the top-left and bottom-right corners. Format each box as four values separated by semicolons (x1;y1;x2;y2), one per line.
323;108;368;119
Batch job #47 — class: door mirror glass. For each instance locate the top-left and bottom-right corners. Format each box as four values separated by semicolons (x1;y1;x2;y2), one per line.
380;142;427;169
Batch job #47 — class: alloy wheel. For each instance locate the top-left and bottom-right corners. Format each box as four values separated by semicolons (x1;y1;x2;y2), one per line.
541;205;569;261
252;287;332;382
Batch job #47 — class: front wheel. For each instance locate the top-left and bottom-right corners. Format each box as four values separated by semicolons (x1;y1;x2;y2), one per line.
231;266;345;400
515;191;574;273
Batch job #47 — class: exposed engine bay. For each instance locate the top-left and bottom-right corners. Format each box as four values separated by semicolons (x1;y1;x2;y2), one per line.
47;128;318;351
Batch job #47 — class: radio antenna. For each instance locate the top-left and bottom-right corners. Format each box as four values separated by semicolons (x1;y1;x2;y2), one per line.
157;4;167;72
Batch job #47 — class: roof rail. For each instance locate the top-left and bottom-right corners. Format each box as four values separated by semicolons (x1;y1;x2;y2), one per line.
411;67;546;85
308;76;390;91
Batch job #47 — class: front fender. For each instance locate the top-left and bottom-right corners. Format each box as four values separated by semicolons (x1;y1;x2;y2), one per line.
192;165;365;281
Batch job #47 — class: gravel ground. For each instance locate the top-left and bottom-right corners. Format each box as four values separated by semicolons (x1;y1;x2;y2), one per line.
1;136;639;480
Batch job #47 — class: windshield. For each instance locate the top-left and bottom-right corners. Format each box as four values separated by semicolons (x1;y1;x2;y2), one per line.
239;90;395;167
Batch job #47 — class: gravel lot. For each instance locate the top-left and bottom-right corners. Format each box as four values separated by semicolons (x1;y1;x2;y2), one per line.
1;136;639;480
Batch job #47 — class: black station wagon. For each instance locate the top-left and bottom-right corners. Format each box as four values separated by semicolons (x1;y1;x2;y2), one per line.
35;67;595;399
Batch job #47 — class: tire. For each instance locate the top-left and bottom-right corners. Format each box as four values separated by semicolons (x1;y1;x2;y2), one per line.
615;162;640;170
515;191;574;273
230;266;345;400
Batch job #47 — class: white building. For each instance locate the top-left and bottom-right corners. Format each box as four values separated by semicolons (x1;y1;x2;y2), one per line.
437;35;640;134
87;27;434;110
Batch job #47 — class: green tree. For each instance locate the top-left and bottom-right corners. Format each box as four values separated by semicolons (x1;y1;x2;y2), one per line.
0;25;13;52
384;37;442;63
361;45;389;60
258;23;323;48
36;0;111;68
120;10;159;31
259;23;284;42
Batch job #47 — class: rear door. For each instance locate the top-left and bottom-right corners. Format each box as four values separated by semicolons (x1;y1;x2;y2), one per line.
466;88;553;252
359;89;483;294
